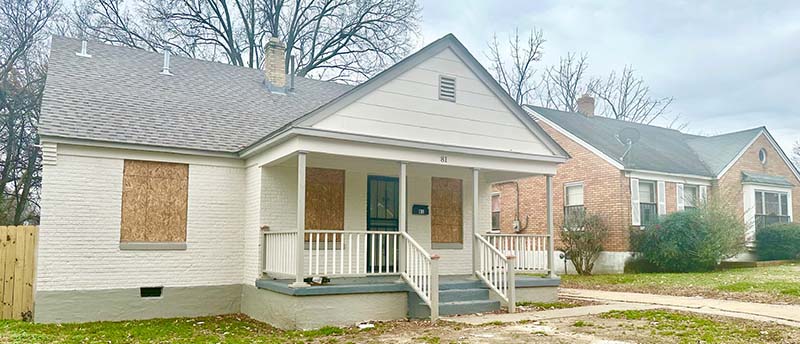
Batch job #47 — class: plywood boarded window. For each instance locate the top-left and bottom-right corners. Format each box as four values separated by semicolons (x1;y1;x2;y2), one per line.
431;177;463;244
305;167;345;231
121;160;188;243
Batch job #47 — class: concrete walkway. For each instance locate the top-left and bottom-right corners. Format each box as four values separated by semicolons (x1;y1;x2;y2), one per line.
446;289;800;327
560;288;800;327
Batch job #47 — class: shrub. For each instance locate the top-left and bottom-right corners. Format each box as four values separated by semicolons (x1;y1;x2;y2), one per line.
560;213;608;275
756;223;800;261
630;200;745;272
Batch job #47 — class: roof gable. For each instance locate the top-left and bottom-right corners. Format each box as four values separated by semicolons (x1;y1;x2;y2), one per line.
289;34;568;158
685;127;763;176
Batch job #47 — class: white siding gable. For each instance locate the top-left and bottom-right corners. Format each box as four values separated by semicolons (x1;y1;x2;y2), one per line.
311;48;552;155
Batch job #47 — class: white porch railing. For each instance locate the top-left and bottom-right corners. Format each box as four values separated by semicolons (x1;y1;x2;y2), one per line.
474;233;516;313
484;233;550;272
400;232;440;321
261;231;297;277
306;230;401;276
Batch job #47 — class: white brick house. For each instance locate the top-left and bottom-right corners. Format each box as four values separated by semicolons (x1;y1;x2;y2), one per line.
36;34;568;329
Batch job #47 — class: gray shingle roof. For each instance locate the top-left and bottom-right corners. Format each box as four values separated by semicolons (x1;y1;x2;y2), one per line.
741;171;794;187
40;36;353;153
685;127;764;175
526;105;764;177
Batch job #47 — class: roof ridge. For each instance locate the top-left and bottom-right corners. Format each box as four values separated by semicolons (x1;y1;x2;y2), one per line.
51;35;351;88
525;104;686;134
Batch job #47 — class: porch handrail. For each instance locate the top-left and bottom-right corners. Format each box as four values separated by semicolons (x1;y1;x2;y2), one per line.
400;231;440;322
306;230;402;277
484;233;550;272
261;230;297;278
474;233;516;313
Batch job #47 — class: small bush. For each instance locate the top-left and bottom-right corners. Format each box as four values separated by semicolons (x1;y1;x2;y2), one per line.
630;200;745;272
756;223;800;261
560;213;608;275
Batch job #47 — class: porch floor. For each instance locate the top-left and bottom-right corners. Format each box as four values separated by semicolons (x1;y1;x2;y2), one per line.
255;275;560;296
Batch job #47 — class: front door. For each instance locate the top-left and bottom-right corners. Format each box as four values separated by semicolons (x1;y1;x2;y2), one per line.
366;176;399;273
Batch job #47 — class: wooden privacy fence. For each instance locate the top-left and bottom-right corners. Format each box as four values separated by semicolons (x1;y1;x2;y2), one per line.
0;226;37;320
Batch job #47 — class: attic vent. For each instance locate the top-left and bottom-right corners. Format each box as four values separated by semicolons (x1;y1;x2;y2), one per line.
160;50;172;75
76;40;91;58
438;75;456;102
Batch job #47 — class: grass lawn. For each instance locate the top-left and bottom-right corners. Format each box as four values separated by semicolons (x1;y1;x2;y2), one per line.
561;263;800;304
1;310;799;343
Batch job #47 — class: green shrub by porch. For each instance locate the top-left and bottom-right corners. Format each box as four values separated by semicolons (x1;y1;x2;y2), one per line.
630;202;745;272
756;223;800;261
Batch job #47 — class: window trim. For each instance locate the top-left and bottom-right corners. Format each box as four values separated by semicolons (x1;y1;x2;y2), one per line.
683;184;699;209
490;192;501;230
564;181;584;207
638;180;658;226
755;189;789;216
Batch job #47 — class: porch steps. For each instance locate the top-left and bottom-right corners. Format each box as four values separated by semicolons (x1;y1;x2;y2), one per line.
408;279;501;318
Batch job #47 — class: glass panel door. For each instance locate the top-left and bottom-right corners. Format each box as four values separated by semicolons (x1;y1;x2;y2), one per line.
366;176;399;273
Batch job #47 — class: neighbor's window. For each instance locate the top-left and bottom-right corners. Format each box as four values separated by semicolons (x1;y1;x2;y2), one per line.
755;190;790;229
684;185;699;210
639;181;658;226
564;183;585;228
491;193;501;230
758;148;768;165
120;160;189;246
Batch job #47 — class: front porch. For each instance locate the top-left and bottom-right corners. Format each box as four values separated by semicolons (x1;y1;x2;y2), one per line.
255;149;560;322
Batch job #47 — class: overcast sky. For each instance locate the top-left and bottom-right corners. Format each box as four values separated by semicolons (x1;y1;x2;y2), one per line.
420;0;800;153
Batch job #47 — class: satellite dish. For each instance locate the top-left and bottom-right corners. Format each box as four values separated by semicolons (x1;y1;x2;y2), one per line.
617;127;641;145
616;127;640;162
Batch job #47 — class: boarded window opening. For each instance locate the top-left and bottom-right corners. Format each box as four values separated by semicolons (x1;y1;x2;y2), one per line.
121;160;188;243
305;168;345;240
431;177;463;244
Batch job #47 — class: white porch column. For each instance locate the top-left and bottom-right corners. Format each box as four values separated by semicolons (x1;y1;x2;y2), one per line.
290;151;308;288
546;174;556;278
398;162;407;272
472;168;480;276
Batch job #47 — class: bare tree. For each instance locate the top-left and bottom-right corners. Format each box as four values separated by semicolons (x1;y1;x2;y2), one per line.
792;140;800;169
0;0;57;224
536;52;590;112
589;65;673;125
70;0;421;82
485;28;545;105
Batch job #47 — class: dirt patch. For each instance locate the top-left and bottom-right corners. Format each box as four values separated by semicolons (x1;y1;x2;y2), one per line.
318;309;800;343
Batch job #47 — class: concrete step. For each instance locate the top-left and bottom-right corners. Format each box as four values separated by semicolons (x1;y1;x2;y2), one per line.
440;299;501;316
438;280;486;290
409;299;501;318
439;288;489;302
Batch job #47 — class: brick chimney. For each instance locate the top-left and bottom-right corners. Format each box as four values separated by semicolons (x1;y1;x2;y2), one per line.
264;37;286;90
577;93;595;116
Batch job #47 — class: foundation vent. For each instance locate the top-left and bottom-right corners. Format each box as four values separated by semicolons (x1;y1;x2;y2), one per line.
140;286;163;298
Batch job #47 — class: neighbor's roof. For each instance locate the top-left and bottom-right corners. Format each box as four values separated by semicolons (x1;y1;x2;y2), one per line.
526;105;765;177
40;36;353;153
741;171;794;187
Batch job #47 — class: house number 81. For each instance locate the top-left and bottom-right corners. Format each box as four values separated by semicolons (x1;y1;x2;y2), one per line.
440;156;448;163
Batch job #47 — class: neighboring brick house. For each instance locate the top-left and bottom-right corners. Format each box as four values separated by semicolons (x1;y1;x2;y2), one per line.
491;96;800;273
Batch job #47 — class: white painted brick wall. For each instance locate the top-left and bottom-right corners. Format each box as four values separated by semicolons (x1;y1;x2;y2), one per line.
37;152;246;291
